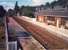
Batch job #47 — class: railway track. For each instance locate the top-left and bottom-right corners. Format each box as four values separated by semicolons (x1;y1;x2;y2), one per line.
8;17;45;50
13;17;68;49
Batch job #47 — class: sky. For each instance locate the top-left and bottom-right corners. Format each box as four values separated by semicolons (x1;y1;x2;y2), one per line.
0;0;54;10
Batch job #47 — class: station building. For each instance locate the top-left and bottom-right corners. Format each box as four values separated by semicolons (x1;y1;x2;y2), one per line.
35;9;68;29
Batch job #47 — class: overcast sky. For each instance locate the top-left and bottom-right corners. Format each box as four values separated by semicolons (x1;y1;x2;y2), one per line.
0;0;54;10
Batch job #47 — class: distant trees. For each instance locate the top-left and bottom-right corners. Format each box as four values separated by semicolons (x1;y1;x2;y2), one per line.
45;0;68;9
45;2;50;8
11;0;68;18
0;5;6;17
12;1;35;18
14;1;20;16
6;0;68;18
1;0;68;18
19;6;35;18
50;1;57;9
19;6;24;16
7;9;15;17
57;0;68;8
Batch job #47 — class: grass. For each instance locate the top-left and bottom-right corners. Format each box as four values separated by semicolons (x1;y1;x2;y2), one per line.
0;17;5;42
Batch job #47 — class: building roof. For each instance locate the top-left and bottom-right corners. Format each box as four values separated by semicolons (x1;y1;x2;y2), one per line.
35;9;68;17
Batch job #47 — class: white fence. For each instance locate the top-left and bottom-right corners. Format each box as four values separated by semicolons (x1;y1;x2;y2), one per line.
8;41;17;50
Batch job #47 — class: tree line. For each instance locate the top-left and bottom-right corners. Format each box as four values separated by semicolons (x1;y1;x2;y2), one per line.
44;0;68;9
0;0;68;18
7;1;35;18
13;0;68;17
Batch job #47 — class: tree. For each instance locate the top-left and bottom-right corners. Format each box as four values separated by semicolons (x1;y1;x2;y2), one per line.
0;5;6;17
50;1;57;9
19;6;24;16
45;2;50;8
14;1;20;16
57;0;68;8
19;6;35;18
7;9;15;17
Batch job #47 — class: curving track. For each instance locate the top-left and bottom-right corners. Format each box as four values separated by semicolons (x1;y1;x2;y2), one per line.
13;17;68;49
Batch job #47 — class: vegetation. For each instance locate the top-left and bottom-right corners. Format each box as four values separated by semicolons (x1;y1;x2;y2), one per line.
7;0;68;18
13;1;35;18
19;6;35;18
6;1;35;18
14;1;20;16
0;6;6;17
0;5;6;41
0;18;5;42
7;9;15;17
45;0;68;9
